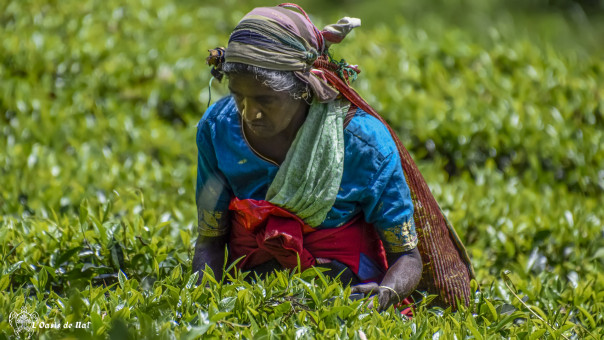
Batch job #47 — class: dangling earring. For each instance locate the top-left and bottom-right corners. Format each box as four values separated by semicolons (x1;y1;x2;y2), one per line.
300;84;312;105
302;89;312;105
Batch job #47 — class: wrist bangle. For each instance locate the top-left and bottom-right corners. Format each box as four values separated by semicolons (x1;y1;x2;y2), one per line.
378;285;401;301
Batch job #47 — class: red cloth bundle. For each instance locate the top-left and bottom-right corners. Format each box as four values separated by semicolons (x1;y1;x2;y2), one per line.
228;197;388;283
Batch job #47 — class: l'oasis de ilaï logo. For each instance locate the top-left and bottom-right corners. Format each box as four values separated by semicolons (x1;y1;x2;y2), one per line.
9;306;38;335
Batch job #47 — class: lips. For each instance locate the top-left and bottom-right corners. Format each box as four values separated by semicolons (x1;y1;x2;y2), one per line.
245;121;263;129
245;121;270;135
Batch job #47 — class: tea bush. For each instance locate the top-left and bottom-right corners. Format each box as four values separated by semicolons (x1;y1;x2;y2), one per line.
1;0;603;338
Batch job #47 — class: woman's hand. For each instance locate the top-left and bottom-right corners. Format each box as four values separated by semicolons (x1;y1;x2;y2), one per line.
350;282;400;310
351;247;422;311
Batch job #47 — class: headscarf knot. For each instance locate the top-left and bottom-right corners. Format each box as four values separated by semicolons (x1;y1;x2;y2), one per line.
304;49;318;64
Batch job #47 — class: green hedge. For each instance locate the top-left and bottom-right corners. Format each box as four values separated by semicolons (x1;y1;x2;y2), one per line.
1;0;603;338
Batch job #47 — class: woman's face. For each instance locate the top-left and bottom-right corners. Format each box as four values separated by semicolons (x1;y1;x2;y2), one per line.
228;72;308;139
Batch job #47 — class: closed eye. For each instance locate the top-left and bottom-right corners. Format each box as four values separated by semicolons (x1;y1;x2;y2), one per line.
257;96;277;105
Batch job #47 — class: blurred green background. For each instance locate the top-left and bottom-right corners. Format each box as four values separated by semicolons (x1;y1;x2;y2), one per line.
1;0;603;338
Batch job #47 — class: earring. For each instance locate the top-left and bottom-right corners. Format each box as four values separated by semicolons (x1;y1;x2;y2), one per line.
255;112;262;119
302;89;312;105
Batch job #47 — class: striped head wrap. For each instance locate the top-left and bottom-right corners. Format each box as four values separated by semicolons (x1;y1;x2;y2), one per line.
207;3;361;102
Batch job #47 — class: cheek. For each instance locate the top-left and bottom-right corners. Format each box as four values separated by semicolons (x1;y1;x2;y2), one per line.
266;104;292;126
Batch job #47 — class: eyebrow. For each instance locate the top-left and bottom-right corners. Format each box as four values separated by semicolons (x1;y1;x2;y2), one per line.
228;88;276;101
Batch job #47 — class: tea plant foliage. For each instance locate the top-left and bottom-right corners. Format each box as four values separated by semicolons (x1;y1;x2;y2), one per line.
1;0;603;338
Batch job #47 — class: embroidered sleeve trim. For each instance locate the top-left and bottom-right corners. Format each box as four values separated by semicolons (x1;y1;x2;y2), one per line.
379;218;418;253
198;209;228;237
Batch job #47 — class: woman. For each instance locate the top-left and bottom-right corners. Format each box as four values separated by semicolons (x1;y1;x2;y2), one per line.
194;4;473;311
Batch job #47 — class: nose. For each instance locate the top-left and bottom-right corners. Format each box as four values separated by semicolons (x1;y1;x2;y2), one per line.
242;98;262;122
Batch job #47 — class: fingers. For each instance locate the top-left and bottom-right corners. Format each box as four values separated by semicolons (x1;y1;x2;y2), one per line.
351;283;380;310
350;282;379;295
351;283;402;311
366;297;375;310
366;291;389;311
362;287;399;311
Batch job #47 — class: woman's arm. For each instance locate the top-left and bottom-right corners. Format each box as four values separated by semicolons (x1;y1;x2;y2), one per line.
351;247;422;311
193;104;233;284
192;234;228;283
381;247;423;307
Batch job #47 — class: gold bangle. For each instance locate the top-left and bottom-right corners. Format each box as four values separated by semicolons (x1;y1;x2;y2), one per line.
378;285;401;302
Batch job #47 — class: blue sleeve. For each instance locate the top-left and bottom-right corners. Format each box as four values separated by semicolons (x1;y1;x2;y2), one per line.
196;104;232;237
361;150;418;253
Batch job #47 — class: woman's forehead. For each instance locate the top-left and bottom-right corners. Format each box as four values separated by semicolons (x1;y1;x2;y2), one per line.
228;73;277;95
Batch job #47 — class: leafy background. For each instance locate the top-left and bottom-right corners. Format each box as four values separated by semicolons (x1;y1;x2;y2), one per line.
1;0;603;338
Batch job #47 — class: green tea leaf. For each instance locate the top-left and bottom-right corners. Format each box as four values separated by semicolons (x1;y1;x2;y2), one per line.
171;264;182;282
0;275;10;291
79;199;89;225
38;267;48;290
118;270;128;289
576;306;596;329
529;329;547;340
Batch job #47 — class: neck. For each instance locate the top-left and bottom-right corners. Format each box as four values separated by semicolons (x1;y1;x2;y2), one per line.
277;102;309;143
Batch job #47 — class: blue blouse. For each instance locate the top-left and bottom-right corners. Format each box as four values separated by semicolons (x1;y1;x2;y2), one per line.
196;96;417;253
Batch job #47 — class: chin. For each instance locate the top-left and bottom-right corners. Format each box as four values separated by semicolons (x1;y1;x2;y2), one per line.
247;125;277;138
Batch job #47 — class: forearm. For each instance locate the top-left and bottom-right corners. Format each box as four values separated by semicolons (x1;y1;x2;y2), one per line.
382;247;423;299
192;234;228;283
